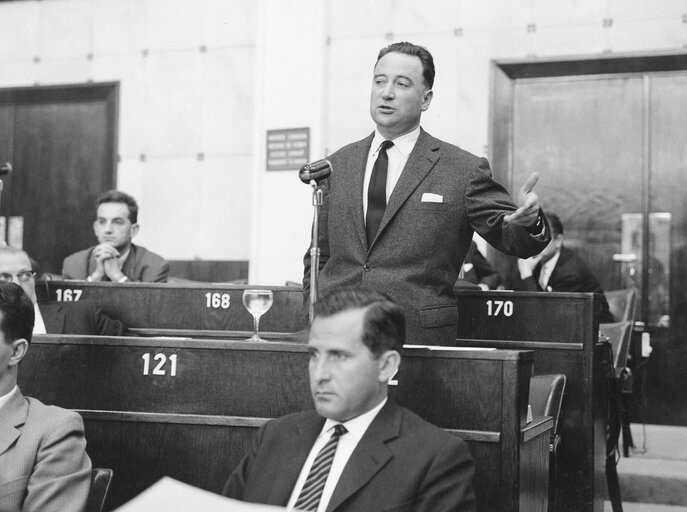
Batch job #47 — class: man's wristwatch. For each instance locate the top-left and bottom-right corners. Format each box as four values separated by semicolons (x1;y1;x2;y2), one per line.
525;214;545;235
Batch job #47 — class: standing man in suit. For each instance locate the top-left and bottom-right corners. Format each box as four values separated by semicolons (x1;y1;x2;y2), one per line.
0;247;126;336
224;287;476;511
0;281;92;512
516;212;614;322
62;190;169;283
303;41;549;346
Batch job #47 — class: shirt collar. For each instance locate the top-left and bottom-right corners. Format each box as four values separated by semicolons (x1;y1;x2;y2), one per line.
371;126;421;159
541;248;562;275
0;385;18;412
321;397;388;442
33;303;47;335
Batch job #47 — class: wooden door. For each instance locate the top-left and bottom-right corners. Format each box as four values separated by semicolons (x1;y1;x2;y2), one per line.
0;84;118;274
491;54;687;426
510;74;644;293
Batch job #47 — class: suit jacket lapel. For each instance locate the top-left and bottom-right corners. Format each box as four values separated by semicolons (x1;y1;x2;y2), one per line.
265;413;325;505
40;304;66;334
120;244;138;279
370;130;439;248
548;247;570;286
327;401;401;512
0;390;27;456
342;134;374;251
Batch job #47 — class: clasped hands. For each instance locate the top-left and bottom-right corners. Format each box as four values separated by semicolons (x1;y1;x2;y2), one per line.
89;243;126;282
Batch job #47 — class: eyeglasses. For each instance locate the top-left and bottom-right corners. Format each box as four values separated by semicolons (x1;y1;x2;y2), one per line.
0;270;36;283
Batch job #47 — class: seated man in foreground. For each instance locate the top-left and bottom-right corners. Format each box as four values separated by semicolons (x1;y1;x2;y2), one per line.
0;282;92;512
223;286;476;511
0;246;125;336
62;189;169;283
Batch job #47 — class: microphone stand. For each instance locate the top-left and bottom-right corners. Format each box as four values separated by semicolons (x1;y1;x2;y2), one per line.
308;179;324;325
0;161;10;245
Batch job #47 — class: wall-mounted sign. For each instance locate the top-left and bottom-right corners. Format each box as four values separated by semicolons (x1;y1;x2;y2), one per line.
266;127;310;171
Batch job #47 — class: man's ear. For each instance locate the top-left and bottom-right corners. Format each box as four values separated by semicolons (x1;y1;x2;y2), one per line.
8;339;28;367
378;350;401;382
421;89;433;111
131;223;140;238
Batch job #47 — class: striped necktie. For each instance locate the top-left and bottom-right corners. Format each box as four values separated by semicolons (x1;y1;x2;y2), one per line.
294;424;347;511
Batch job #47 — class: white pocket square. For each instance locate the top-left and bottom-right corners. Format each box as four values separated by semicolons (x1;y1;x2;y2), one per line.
421;193;443;203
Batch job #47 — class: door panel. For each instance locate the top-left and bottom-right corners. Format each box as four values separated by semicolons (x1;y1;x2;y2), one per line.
492;57;687;425
511;76;644;291
0;84;118;274
650;74;687;332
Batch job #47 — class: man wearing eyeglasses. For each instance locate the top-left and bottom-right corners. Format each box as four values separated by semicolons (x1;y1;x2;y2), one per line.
0;246;125;336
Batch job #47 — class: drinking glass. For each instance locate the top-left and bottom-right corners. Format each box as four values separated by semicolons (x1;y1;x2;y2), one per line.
242;289;273;342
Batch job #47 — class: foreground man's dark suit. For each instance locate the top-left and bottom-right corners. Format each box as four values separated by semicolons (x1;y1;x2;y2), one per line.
223;400;476;512
304;129;549;346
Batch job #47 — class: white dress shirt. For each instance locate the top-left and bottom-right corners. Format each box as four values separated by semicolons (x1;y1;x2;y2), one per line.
362;126;421;218
287;398;388;512
33;302;47;335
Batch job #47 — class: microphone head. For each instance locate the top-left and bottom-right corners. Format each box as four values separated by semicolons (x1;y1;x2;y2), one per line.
299;159;332;184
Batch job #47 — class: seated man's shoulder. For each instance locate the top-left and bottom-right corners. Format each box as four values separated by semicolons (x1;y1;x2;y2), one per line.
133;245;169;273
25;396;83;423
23;396;85;436
399;406;471;452
62;247;93;263
136;245;166;262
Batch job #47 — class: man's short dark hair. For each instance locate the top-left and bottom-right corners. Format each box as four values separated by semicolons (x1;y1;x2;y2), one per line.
313;287;405;356
377;41;435;89
0;282;35;344
96;190;139;224
546;212;564;236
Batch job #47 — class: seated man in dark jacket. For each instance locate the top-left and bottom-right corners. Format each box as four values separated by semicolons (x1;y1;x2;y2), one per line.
61;190;169;283
0;246;125;336
516;212;613;323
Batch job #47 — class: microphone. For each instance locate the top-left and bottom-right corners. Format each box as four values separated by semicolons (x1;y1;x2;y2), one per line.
0;162;12;177
299;159;332;184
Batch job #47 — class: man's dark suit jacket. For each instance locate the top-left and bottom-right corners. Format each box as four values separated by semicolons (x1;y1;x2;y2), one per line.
518;246;614;323
304;129;549;346
223;400;476;512
40;301;126;336
61;243;169;283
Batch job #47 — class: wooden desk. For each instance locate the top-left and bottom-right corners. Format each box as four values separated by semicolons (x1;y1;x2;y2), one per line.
455;290;609;512
19;335;550;512
35;280;307;333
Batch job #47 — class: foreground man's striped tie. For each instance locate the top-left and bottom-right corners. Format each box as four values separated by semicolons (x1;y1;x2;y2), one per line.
294;424;348;511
